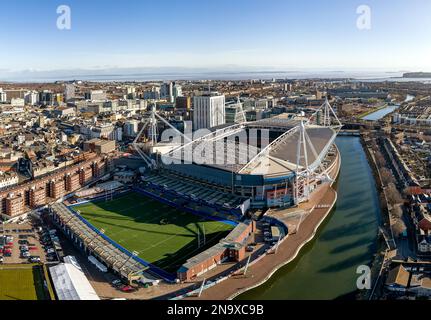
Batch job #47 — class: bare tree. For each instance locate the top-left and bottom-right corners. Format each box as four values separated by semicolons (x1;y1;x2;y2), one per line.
380;168;395;186
392;205;404;219
392;219;406;238
375;151;386;168
386;183;404;204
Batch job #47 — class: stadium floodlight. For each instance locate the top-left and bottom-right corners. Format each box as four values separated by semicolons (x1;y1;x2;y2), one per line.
198;278;206;298
202;224;206;246
197;227;201;248
243;255;252;276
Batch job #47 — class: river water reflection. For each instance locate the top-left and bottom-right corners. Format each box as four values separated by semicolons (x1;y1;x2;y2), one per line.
237;137;381;300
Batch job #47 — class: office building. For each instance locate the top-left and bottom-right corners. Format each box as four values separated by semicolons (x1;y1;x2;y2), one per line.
176;96;191;111
64;84;76;102
24;91;39;105
0;89;7;103
124;120;140;137
193;92;226;130
85;90;107;101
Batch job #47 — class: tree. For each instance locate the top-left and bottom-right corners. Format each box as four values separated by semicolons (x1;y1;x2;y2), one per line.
386;183;403;205
392;219;406;238
375;151;386;168
392;205;404;219
380;168;395;186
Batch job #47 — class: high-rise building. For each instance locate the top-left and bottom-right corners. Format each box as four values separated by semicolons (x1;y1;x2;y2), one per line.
64;83;76;101
143;87;161;100
0;88;7;103
193;92;225;130
85;90;107;101
24;91;39;105
173;83;183;100
161;82;174;102
225;99;246;124
39;90;54;105
124;120;140;137
176;96;191;111
126;86;136;99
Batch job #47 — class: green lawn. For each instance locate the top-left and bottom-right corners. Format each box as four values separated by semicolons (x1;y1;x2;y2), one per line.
74;192;234;272
0;265;48;300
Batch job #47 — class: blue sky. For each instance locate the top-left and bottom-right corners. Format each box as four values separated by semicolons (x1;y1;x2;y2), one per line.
1;0;431;73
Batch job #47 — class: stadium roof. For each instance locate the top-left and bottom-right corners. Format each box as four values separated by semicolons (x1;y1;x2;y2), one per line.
158;118;337;177
51;203;146;279
49;261;100;300
270;126;336;169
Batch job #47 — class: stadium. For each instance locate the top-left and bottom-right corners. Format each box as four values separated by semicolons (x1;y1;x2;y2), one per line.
142;98;342;212
49;100;342;284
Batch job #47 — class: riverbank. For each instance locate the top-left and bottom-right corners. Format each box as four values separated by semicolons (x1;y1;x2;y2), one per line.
236;136;382;300
184;146;341;300
359;134;397;300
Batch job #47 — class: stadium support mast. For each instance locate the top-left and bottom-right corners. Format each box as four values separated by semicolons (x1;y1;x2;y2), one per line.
133;106;193;169
149;103;158;146
236;96;247;124
294;120;310;204
309;97;342;131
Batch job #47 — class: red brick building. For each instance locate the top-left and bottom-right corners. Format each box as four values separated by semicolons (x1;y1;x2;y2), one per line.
0;154;110;219
177;220;255;281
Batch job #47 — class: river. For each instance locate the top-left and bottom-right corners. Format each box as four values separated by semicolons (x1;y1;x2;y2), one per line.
361;95;415;121
237;137;381;300
362;105;399;121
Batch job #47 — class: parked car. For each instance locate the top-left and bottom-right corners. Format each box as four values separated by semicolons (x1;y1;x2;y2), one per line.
111;279;123;288
29;256;41;263
120;285;137;293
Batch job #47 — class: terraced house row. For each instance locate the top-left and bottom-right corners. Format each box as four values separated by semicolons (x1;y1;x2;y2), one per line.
0;153;110;219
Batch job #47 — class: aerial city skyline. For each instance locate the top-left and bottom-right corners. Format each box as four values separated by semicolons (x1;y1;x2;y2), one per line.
1;0;431;78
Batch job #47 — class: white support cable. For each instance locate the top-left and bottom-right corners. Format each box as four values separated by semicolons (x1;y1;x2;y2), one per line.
309;98;342;130
236;96;247;124
238;125;298;174
167;123;246;157
295;121;310;203
303;126;326;174
154;112;192;143
303;126;335;185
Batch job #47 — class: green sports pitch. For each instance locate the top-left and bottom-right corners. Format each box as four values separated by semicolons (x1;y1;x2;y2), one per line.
0;265;49;300
74;192;234;273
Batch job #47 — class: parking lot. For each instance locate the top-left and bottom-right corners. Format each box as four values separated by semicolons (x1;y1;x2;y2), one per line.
0;218;60;265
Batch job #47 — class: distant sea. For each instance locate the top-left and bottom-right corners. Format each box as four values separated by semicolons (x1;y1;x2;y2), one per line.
2;70;431;83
